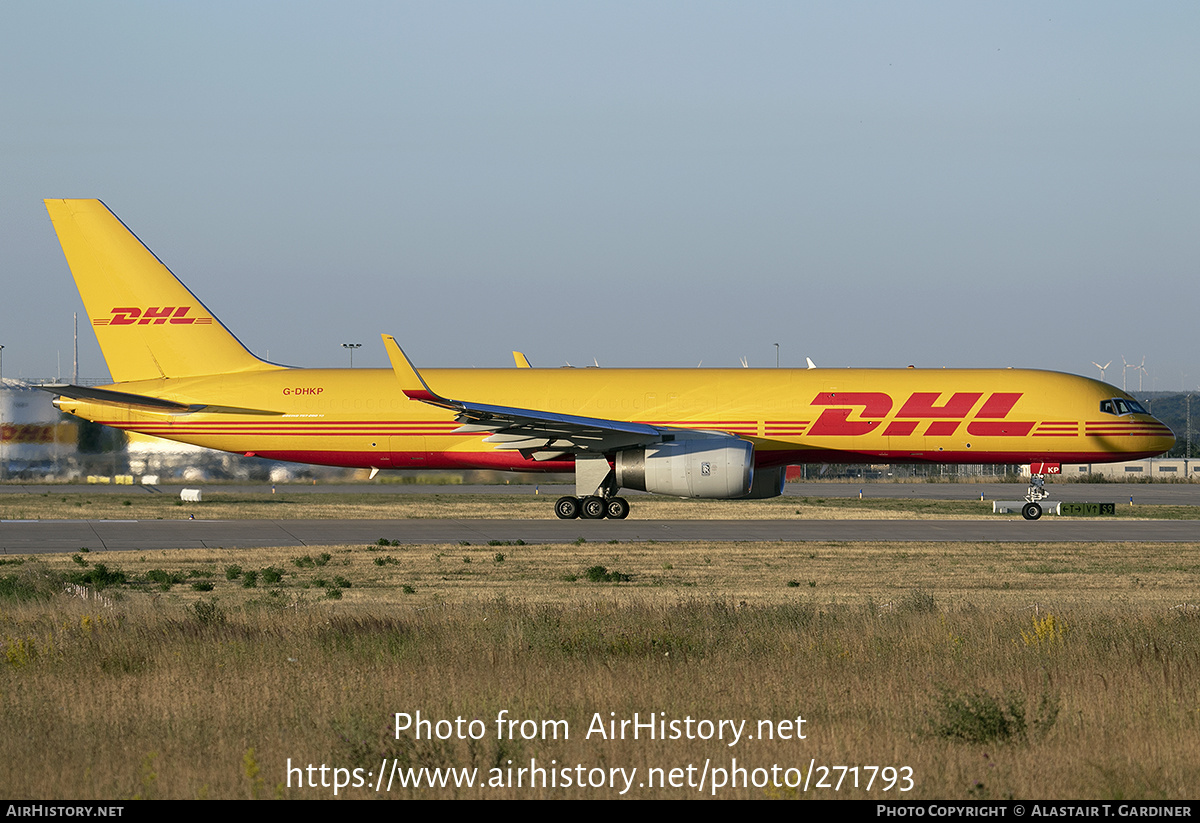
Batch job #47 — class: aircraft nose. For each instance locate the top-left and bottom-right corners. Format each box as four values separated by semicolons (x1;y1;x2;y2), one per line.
1148;416;1175;454
1157;425;1176;453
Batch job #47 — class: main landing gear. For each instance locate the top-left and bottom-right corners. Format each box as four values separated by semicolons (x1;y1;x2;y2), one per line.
554;495;631;520
559;454;631;519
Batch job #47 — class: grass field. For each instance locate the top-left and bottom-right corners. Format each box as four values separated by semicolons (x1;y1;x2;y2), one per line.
4;535;1200;799
2;490;1198;520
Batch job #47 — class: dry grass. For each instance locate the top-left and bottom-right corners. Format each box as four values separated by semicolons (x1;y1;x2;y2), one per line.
9;539;1198;609
4;540;1200;799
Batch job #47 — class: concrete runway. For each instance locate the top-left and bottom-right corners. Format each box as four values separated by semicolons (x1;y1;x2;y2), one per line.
1;481;1197;505
2;482;1197;552
2;516;1198;553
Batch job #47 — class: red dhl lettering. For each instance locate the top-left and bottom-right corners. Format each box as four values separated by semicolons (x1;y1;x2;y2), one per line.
0;423;56;444
283;387;324;396
138;306;175;324
896;392;982;418
975;393;1022;417
807;391;1030;437
808;392;891;436
924;421;961;436
108;307;141;325
100;306;201;325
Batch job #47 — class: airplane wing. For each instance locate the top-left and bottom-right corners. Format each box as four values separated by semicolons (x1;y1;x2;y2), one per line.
382;335;663;461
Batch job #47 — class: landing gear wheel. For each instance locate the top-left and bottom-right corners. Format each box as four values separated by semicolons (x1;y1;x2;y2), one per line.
604;497;630;520
1021;502;1043;521
580;495;607;519
555;496;581;520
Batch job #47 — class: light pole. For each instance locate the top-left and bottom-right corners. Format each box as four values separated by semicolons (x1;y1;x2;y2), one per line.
774;342;779;368
342;343;362;367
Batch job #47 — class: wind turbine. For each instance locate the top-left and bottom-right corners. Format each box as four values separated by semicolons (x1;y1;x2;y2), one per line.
1091;360;1112;382
1136;357;1147;392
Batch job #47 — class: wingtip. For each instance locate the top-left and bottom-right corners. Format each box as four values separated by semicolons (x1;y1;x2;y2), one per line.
381;333;439;401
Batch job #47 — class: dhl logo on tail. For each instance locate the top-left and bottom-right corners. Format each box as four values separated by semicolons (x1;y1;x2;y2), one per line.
94;306;213;326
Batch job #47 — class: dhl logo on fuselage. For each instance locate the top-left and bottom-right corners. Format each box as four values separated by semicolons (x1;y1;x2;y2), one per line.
666;388;1171;442
93;306;213;326
805;391;1032;438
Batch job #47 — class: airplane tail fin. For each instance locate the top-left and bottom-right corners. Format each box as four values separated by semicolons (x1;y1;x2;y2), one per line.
44;199;280;382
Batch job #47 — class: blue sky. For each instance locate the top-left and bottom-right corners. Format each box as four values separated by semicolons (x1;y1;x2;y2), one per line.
3;2;1197;389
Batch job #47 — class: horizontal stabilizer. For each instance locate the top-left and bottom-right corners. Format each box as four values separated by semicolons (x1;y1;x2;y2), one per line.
42;384;191;411
42;384;283;416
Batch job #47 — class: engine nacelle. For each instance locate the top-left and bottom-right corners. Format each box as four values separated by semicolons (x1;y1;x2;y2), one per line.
615;436;754;499
742;465;786;499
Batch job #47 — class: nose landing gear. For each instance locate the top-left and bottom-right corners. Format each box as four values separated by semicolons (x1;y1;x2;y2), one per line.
1021;462;1059;520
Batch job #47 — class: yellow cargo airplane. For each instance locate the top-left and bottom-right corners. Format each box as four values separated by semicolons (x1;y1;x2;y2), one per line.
43;199;1174;521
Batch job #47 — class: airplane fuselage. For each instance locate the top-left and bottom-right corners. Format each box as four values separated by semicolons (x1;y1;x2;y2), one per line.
54;366;1174;472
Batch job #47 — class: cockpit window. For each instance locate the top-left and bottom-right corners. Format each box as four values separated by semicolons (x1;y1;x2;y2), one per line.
1100;398;1148;416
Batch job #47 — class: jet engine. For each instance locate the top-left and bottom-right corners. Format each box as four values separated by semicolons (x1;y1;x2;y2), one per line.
615;436;754;499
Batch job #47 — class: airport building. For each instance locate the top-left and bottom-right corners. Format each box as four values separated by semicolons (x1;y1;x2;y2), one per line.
1056;459;1200;480
0;381;76;478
